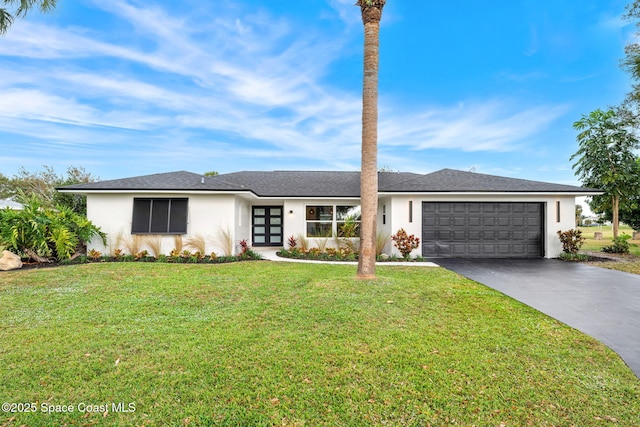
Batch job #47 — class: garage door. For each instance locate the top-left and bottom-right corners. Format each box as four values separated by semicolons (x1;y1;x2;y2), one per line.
422;202;543;258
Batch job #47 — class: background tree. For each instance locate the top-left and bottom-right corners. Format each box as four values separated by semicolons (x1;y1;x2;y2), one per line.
356;0;385;279
7;165;97;215
575;204;583;227
617;158;640;230
0;0;58;35
571;108;640;238
0;173;12;199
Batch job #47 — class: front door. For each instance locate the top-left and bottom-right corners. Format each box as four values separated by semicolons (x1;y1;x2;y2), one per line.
252;206;283;246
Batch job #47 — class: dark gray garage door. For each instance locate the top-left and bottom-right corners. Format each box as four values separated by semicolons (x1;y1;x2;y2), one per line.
422;202;543;258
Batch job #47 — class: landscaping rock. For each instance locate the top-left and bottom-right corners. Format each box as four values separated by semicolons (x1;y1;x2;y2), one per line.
0;250;22;271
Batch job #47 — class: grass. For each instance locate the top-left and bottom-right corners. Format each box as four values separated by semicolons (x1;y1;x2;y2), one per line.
1;262;639;426
578;225;640;274
578;225;640;254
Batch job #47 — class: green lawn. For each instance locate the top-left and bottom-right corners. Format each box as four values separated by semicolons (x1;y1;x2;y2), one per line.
1;262;638;426
578;225;640;254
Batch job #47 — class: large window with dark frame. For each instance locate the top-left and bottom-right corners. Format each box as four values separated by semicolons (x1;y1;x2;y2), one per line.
132;198;188;234
306;205;361;238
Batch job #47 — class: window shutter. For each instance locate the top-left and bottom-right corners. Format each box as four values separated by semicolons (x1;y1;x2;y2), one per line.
132;199;151;233
150;199;170;233
169;199;188;233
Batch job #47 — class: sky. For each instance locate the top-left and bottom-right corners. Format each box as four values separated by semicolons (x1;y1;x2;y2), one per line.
0;0;636;186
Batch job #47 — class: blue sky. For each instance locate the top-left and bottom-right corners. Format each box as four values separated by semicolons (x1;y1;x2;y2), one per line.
0;0;635;185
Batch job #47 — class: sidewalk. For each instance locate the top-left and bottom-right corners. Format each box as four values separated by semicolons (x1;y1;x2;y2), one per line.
256;249;439;267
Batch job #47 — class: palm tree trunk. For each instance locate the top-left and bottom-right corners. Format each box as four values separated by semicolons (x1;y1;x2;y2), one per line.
357;0;385;279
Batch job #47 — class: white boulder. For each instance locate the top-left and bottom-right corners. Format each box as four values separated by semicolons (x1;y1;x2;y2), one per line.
0;250;22;271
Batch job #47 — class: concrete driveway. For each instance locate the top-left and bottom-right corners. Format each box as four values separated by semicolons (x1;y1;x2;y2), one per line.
435;258;640;379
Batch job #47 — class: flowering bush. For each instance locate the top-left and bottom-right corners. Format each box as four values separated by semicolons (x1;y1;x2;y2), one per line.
391;228;420;258
557;229;585;254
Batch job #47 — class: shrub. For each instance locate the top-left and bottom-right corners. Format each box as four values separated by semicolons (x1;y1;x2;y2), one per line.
0;195;105;261
391;228;420;258
287;235;297;249
557;229;585;254
376;232;390;256
603;234;633;254
87;249;102;260
239;239;249;255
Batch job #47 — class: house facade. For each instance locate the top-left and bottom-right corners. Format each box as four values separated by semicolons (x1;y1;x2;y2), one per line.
59;169;600;259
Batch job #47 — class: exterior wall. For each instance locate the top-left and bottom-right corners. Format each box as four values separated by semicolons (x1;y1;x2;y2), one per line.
384;194;578;259
86;193;239;256
86;192;578;259
234;198;252;253
378;197;393;254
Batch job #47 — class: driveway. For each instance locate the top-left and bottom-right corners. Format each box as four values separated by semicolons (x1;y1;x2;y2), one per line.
435;258;640;379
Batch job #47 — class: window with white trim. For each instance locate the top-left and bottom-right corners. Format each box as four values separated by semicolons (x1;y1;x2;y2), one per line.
306;205;361;238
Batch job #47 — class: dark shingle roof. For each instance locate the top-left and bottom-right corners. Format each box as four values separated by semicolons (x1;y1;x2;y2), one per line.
59;169;600;196
380;169;600;193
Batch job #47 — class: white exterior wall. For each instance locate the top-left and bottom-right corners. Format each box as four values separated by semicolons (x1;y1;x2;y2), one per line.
383;194;578;259
86;192;579;259
86;193;240;256
234;198;252;253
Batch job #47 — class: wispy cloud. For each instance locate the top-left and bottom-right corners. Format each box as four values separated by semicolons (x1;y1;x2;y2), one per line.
379;100;570;153
0;0;573;177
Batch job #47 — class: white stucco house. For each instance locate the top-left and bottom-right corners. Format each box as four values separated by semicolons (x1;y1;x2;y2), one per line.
0;198;23;210
58;168;600;259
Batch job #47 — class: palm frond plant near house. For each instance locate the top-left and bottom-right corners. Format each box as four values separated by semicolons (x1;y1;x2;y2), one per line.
0;194;105;262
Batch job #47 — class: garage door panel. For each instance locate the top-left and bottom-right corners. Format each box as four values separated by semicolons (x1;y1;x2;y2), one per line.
497;230;511;240
422;202;543;258
453;216;466;226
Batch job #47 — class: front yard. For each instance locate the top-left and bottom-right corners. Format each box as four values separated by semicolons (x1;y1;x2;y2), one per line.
1;262;638;426
578;225;640;274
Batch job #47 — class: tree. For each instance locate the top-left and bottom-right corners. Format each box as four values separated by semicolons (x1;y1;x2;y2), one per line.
356;0;385;279
622;1;640;112
618;158;640;230
575;204;583;227
0;0;58;35
571;108;640;238
7;166;97;215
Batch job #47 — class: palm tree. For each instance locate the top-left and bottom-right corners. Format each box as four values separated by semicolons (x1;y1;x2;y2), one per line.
356;0;385;279
1;0;57;35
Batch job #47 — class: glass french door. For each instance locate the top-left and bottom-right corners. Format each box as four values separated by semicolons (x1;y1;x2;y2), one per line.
252;206;283;246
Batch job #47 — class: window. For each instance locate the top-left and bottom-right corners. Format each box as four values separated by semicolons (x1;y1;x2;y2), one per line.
409;200;413;223
306;205;361;237
336;205;361;237
132;198;188;234
556;201;561;223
